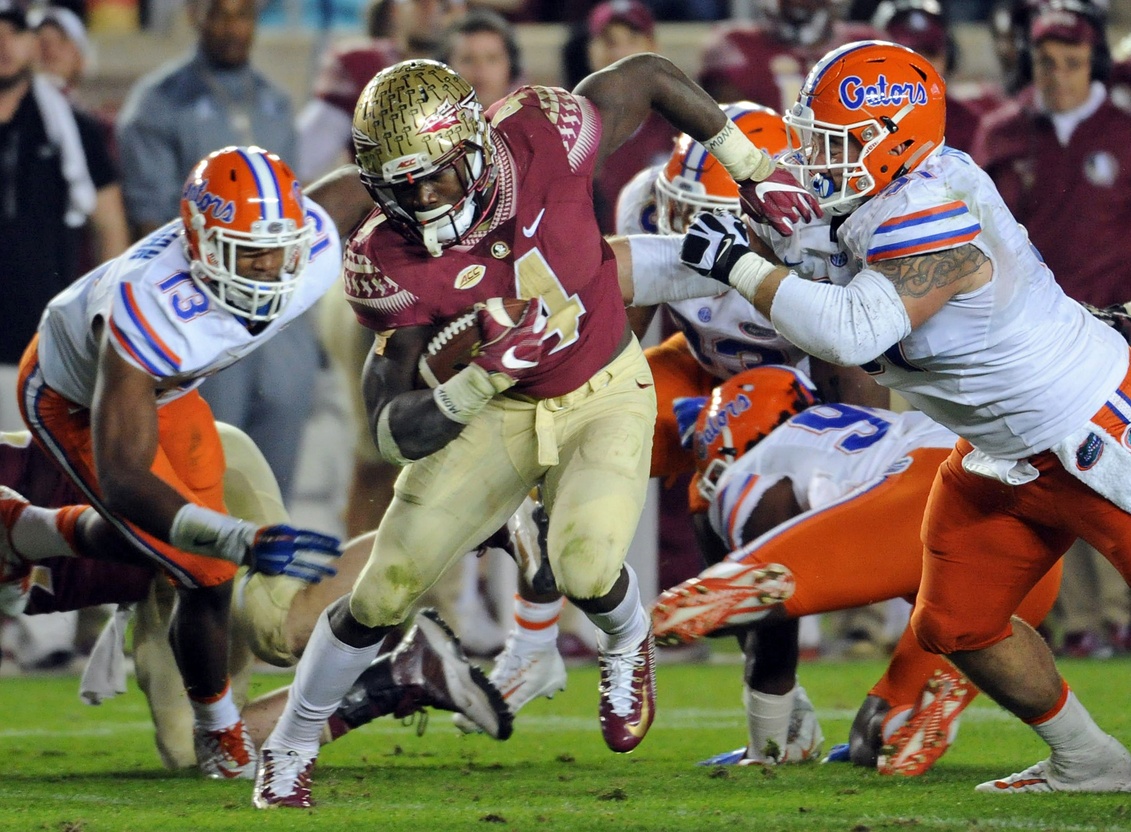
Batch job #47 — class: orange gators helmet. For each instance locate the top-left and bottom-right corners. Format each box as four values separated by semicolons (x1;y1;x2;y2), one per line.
181;146;313;322
782;40;946;215
352;59;496;257
655;102;795;235
692;366;819;503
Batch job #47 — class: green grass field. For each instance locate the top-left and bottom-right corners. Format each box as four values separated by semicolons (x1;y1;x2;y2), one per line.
2;656;1131;832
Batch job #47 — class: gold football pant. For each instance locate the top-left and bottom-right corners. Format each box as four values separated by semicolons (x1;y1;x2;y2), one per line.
349;338;656;627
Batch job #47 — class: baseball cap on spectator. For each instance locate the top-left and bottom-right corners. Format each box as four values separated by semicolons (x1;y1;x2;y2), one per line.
29;6;90;63
0;0;28;30
873;1;949;58
1030;7;1098;46
587;0;655;40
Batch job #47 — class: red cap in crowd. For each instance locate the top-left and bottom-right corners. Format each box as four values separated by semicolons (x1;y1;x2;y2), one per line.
587;0;655;40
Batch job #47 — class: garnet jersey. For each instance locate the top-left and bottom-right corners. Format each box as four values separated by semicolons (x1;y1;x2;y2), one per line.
709;405;956;550
312;38;402;117
345;86;628;399
837;147;1128;457
698;21;882;114
615;163;820;378
36;201;341;409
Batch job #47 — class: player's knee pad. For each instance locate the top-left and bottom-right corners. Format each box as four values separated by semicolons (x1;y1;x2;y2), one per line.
552;548;622;601
234;569;304;667
348;566;423;629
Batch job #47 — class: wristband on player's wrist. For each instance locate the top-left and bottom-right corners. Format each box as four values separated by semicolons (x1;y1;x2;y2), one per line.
432;363;514;425
169;503;256;564
702;119;775;183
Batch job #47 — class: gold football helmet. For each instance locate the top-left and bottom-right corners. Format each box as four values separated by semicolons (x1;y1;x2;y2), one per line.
353;59;497;256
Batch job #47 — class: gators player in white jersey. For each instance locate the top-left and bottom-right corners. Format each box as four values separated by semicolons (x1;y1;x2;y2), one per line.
0;425;511;770
253;54;820;808
649;367;1061;774
5;146;377;781
681;40;1131;792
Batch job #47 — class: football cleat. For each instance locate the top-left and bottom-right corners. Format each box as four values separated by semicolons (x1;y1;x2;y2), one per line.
975;737;1131;794
878;669;969;777
453;635;567;734
698;747;755;766
387;608;514;740
195;719;257;780
0;486;31;583
650;561;796;645
253;748;317;809
598;632;657;753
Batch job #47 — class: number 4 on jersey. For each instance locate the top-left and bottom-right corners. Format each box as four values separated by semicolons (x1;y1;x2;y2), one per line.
515;249;586;354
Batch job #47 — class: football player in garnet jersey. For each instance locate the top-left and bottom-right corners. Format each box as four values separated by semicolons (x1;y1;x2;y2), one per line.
9;145;381;781
680;40;1131;792
254;54;821;808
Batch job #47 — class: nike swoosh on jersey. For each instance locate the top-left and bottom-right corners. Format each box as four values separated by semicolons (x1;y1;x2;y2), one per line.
501;347;539;370
522;209;546;238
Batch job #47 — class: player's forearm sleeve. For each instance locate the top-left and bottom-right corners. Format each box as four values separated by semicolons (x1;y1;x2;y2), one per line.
769;270;912;367
627;234;724;306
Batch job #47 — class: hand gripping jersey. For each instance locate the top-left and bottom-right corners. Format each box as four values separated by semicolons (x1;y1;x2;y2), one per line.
344;86;627;399
837;147;1129;458
709;404;957;550
36;200;341;408
614;163;807;378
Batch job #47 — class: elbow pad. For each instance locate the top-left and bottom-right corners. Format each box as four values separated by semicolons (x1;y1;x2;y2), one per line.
769;270;912;366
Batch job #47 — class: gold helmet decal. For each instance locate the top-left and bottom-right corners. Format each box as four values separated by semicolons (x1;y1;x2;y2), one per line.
353;59;492;186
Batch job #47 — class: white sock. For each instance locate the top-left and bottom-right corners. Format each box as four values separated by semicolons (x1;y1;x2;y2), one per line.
745;684;796;763
512;595;563;647
189;682;242;732
586;566;649;654
1030;688;1112;761
10;505;84;560
263;609;383;754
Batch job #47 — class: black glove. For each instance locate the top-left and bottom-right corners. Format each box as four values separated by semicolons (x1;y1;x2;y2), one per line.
1083;301;1131;345
680;211;753;286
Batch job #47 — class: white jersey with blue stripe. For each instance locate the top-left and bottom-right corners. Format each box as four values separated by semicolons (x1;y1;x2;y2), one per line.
614;164;809;377
836;147;1129;458
37;199;341;408
708;405;957;550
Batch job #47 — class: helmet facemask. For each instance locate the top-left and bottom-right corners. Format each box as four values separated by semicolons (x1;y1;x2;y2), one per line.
186;202;313;322
358;138;494;257
784;103;880;215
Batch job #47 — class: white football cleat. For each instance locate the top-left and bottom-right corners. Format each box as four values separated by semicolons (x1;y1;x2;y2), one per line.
195;719;256;780
253;747;318;809
976;736;1131;793
878;669;970;777
650;561;795;645
453;634;567;734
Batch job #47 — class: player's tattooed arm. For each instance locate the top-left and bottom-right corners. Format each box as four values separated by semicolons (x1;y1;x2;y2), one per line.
870;243;992;327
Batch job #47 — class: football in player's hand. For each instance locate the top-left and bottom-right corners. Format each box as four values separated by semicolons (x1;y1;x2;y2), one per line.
418;297;533;387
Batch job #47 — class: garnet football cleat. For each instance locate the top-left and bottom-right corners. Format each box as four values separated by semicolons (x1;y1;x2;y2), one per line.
0;486;31;583
392;608;514;740
453;634;567;734
650;561;795;645
195;719;257;780
878;669;970;777
253;748;317;809
598;632;656;753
